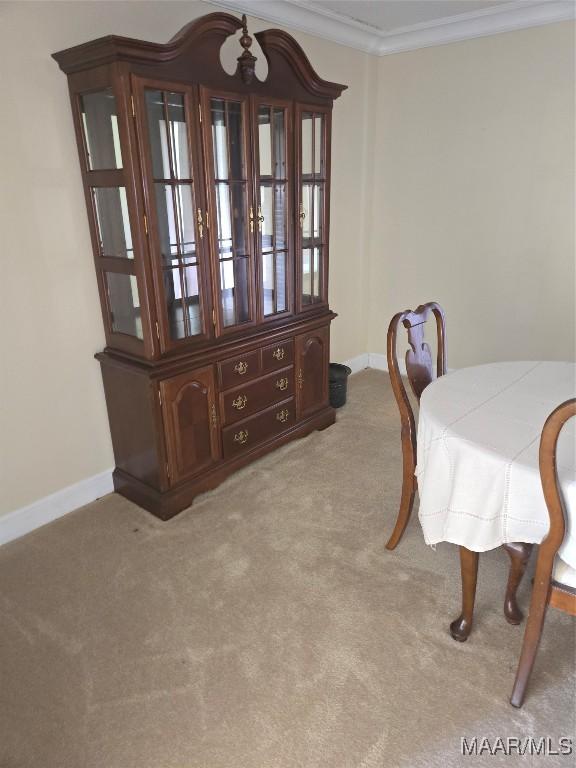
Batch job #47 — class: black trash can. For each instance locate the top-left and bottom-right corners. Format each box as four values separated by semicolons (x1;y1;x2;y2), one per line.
329;363;352;409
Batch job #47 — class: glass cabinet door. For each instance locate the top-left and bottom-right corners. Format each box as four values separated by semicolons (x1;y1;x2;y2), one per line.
135;79;209;348
254;100;291;320
77;85;144;348
204;92;255;332
298;106;329;309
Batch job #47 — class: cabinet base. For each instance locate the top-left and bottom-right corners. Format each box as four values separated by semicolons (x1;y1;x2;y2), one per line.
112;406;336;520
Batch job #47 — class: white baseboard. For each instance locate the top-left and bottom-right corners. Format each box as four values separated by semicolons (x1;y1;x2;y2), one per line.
368;352;393;372
0;469;114;546
342;352;407;376
341;352;370;374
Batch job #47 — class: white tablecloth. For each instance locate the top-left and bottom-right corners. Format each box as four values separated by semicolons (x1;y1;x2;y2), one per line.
416;362;576;573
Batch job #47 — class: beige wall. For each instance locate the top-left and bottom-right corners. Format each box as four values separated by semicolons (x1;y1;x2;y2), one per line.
0;1;371;515
367;22;575;367
0;3;573;517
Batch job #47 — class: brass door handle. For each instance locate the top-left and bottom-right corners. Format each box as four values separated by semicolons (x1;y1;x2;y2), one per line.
276;409;290;423
299;205;306;227
272;347;285;361
234;361;248;375
197;208;204;239
257;205;264;231
234;429;249;445
249;207;254;233
232;394;247;410
275;377;288;391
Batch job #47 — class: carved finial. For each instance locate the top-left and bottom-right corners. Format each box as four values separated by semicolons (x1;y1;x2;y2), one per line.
237;13;257;85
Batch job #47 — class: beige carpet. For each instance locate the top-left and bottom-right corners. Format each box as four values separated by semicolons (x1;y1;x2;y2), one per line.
0;370;574;768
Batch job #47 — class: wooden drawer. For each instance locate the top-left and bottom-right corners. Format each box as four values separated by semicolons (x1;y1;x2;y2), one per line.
221;367;294;425
222;397;296;459
218;349;261;390
261;339;294;373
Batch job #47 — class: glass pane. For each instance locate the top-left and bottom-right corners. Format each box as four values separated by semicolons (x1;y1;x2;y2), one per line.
80;89;122;170
175;184;196;257
301;184;312;239
163;268;185;340
301;113;313;175
313;247;321;299
212;98;251;328
167;93;190;179
227;101;244;180
263;252;274;316
314;115;324;175
313;184;323;240
274;185;286;250
145;90;169;178
273;108;286;179
276;252;287;313
215;183;232;257
154;184;196;266
211;99;229;179
221;256;250;327
93;187;133;259
106;273;142;338
302;249;312;304
258;106;272;176
230;183;247;255
183;265;202;336
145;90;191;180
260;185;273;252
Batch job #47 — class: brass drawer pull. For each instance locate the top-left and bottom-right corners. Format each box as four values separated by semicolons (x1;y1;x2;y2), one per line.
275;377;289;391
234;429;249;445
276;409;290;423
232;394;247;410
272;347;285;361
234;361;248;375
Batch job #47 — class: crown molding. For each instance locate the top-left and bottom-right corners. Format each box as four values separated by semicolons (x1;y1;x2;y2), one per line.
205;1;575;56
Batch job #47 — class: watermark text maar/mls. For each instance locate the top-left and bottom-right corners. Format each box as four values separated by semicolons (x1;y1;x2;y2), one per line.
461;737;573;757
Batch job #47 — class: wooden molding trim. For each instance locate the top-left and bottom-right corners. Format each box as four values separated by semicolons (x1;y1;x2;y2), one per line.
52;11;346;100
52;13;242;73
255;28;346;99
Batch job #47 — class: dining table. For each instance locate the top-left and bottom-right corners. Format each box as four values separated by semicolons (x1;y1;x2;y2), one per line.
415;360;576;639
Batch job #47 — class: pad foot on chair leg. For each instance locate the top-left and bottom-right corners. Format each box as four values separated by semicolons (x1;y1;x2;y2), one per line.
450;616;472;642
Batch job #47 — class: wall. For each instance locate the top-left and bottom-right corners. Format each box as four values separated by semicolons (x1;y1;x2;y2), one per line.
368;21;575;368
1;3;573;521
0;1;373;516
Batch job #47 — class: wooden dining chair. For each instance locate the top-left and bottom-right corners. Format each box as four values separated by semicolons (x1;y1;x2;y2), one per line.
510;398;576;708
385;302;447;550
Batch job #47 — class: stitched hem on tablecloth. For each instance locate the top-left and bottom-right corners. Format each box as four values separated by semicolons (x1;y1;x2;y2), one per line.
418;507;549;526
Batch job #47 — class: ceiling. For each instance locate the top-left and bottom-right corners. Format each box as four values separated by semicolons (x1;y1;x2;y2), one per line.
304;1;513;32
207;0;574;54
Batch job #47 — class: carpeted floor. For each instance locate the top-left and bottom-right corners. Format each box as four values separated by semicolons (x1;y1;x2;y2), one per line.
0;370;574;768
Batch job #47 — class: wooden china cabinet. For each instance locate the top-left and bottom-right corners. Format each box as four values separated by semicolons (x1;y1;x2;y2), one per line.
53;12;346;519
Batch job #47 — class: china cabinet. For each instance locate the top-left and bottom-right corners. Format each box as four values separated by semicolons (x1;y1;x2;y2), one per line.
53;12;346;519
